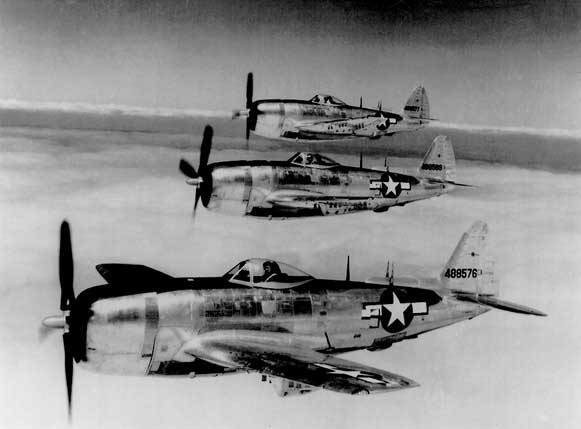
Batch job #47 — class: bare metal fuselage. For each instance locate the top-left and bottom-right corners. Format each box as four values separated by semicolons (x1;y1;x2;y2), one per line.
73;279;487;377
250;100;421;140
202;161;452;217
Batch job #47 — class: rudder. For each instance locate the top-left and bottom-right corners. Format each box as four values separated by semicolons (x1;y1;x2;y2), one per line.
403;86;430;121
418;135;456;182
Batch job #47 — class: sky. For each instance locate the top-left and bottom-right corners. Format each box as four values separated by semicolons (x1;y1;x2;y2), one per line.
0;0;580;130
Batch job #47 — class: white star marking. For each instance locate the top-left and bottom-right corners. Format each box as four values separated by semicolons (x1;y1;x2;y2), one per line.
383;175;399;197
383;293;410;327
314;363;387;385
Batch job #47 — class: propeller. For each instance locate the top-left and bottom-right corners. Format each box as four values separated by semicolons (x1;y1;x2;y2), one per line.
359;96;362;109
59;221;74;311
345;255;350;282
246;72;253;110
246;72;255;141
231;73;257;142
41;220;76;419
179;125;214;217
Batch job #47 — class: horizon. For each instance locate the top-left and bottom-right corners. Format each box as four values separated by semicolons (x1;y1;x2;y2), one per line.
1;1;580;130
2;98;581;138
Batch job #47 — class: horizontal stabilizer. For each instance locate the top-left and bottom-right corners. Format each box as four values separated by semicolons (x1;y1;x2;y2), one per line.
425;178;474;188
454;293;546;316
96;264;173;287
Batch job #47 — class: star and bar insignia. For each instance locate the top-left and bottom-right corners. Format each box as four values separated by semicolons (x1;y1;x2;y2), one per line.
362;291;428;333
369;174;411;198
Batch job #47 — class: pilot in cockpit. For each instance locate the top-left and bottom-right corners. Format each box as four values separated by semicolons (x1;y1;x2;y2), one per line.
263;261;282;282
305;153;313;165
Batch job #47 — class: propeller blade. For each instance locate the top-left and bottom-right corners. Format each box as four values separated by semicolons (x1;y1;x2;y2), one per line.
245;73;255;141
246;72;253;109
59;221;74;311
345;255;350;281
359;96;362;109
199;125;213;174
193;186;200;218
179;159;198;179
182;126;213;218
359;152;363;169
63;332;73;419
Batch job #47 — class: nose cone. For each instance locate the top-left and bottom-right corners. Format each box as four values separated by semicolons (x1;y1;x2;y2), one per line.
42;315;66;329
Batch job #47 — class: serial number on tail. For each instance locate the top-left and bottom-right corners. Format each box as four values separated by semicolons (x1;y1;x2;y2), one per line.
421;163;443;171
444;268;481;279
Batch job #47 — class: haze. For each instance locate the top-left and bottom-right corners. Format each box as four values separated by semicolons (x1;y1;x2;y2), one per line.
0;0;580;129
1;127;580;428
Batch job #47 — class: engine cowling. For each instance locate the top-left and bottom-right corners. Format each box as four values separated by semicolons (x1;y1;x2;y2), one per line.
203;165;276;216
80;292;156;375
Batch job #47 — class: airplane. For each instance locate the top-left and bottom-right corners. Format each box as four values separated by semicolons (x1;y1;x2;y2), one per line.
41;220;545;415
179;126;469;218
232;73;432;141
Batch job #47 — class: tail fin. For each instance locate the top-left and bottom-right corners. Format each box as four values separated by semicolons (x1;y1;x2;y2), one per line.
418;135;456;182
442;222;546;316
441;221;498;296
403;86;430;121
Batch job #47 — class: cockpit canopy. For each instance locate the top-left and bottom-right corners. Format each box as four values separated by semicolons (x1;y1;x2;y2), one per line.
309;94;346;106
288;152;339;168
223;259;313;289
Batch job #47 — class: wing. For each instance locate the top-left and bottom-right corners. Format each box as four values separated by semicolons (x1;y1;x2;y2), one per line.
264;189;328;206
264;189;370;213
181;330;418;395
293;116;400;139
265;189;369;208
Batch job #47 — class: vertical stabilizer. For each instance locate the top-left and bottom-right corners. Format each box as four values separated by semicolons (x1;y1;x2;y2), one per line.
441;221;498;296
418;135;456;182
403;86;430;121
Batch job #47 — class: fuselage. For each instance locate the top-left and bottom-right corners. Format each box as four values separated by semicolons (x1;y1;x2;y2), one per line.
202;160;453;217
71;277;488;377
250;99;420;140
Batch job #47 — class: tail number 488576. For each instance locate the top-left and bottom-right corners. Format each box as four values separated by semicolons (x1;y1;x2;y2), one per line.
444;268;480;279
